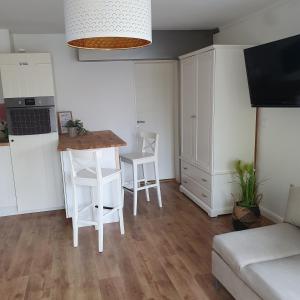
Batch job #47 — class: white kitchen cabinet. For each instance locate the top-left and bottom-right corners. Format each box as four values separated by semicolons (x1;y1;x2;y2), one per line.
0;53;55;98
9;133;64;213
179;45;256;217
0;145;17;216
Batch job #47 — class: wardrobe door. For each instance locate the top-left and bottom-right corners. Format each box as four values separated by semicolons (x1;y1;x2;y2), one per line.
181;56;197;162
195;50;214;172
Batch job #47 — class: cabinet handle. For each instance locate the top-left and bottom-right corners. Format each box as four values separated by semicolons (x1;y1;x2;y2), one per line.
201;193;208;198
190;115;197;119
183;180;188;184
183;167;188;170
201;178;207;182
10;139;14;143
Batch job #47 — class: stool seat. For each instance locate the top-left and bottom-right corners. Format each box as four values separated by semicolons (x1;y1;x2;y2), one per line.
121;152;155;164
75;168;121;186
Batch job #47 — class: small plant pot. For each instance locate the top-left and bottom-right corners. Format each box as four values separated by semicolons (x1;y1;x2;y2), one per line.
68;127;78;137
232;203;261;231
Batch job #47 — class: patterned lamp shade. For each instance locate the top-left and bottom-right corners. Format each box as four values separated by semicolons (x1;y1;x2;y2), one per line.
64;0;152;50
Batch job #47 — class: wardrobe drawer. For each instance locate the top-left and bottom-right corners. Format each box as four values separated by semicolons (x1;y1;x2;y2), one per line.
181;161;211;190
181;175;211;206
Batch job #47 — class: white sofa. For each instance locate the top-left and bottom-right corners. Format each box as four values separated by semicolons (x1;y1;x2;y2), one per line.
212;186;300;300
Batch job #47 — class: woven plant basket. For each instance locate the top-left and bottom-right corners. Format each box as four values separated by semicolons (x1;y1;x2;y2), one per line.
232;203;261;231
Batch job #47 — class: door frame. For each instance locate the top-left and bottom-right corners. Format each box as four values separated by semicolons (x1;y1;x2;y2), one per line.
133;60;180;181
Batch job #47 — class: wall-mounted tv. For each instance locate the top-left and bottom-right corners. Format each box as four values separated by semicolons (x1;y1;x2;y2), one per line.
244;34;300;107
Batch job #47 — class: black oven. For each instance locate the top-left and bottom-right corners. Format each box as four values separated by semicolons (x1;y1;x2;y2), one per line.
4;97;57;135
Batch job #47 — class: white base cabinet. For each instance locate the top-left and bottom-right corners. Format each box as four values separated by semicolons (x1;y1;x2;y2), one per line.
0;133;64;216
179;45;256;217
0;146;17;216
9;133;64;213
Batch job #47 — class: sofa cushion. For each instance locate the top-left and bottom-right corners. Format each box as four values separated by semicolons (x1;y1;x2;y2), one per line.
213;223;300;273
285;185;300;227
241;255;300;300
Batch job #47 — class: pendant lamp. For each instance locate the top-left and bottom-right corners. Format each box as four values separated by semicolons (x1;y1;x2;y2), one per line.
64;0;152;50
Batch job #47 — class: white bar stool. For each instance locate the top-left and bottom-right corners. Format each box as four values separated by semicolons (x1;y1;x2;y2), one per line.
120;132;162;216
68;148;125;253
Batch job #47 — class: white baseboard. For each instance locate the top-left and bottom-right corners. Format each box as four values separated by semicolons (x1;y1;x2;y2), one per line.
0;206;120;225
0;206;18;217
260;206;284;223
0;206;65;217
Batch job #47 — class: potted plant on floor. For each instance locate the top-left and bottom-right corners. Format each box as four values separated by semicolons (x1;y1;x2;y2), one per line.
232;160;263;231
66;119;88;137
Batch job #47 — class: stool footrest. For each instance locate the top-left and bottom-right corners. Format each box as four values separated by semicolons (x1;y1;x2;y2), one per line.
78;220;97;227
138;183;157;190
123;183;158;193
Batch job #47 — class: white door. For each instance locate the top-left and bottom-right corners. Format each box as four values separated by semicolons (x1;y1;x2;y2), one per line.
195;51;214;172
134;61;178;180
180;56;197;162
9;132;64;212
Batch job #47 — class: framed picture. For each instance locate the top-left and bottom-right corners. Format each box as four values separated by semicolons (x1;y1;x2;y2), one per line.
57;111;73;134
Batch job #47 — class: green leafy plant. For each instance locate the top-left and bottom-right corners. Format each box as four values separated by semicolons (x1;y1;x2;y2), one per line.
233;160;262;208
66;119;88;136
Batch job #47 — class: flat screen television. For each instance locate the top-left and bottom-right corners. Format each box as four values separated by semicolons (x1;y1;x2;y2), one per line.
244;34;300;107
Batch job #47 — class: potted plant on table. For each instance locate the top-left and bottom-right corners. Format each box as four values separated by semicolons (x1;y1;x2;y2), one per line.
66;119;88;137
232;160;263;231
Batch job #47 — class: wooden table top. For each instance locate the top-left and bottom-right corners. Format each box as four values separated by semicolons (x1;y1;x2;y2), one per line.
57;130;127;151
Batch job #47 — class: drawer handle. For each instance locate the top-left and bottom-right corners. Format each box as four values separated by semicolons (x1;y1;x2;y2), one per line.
201;193;208;198
183;167;188;170
183;180;188;184
201;178;207;182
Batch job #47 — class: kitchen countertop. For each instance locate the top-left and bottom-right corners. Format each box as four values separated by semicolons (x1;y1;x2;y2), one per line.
57;130;127;151
0;139;9;147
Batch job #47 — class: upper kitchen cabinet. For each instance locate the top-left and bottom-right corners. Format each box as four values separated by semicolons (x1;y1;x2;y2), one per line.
0;53;55;98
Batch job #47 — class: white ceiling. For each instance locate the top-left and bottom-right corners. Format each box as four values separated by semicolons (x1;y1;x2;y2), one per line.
0;0;280;34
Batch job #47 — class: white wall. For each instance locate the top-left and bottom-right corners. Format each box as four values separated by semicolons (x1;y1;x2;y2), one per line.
214;0;300;222
13;34;137;153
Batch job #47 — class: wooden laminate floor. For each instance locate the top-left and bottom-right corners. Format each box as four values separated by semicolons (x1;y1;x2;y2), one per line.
0;181;235;300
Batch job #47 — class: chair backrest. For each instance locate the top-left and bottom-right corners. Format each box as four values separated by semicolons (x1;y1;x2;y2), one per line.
140;131;159;157
67;148;103;181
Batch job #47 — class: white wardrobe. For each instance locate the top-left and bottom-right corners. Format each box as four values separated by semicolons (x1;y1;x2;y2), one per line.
179;45;256;217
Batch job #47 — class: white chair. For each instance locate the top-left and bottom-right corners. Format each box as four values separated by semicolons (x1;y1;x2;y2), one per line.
68;148;125;253
120;132;162;216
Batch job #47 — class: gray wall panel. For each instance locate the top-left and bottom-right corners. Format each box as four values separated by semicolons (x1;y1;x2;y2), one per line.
78;30;216;61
